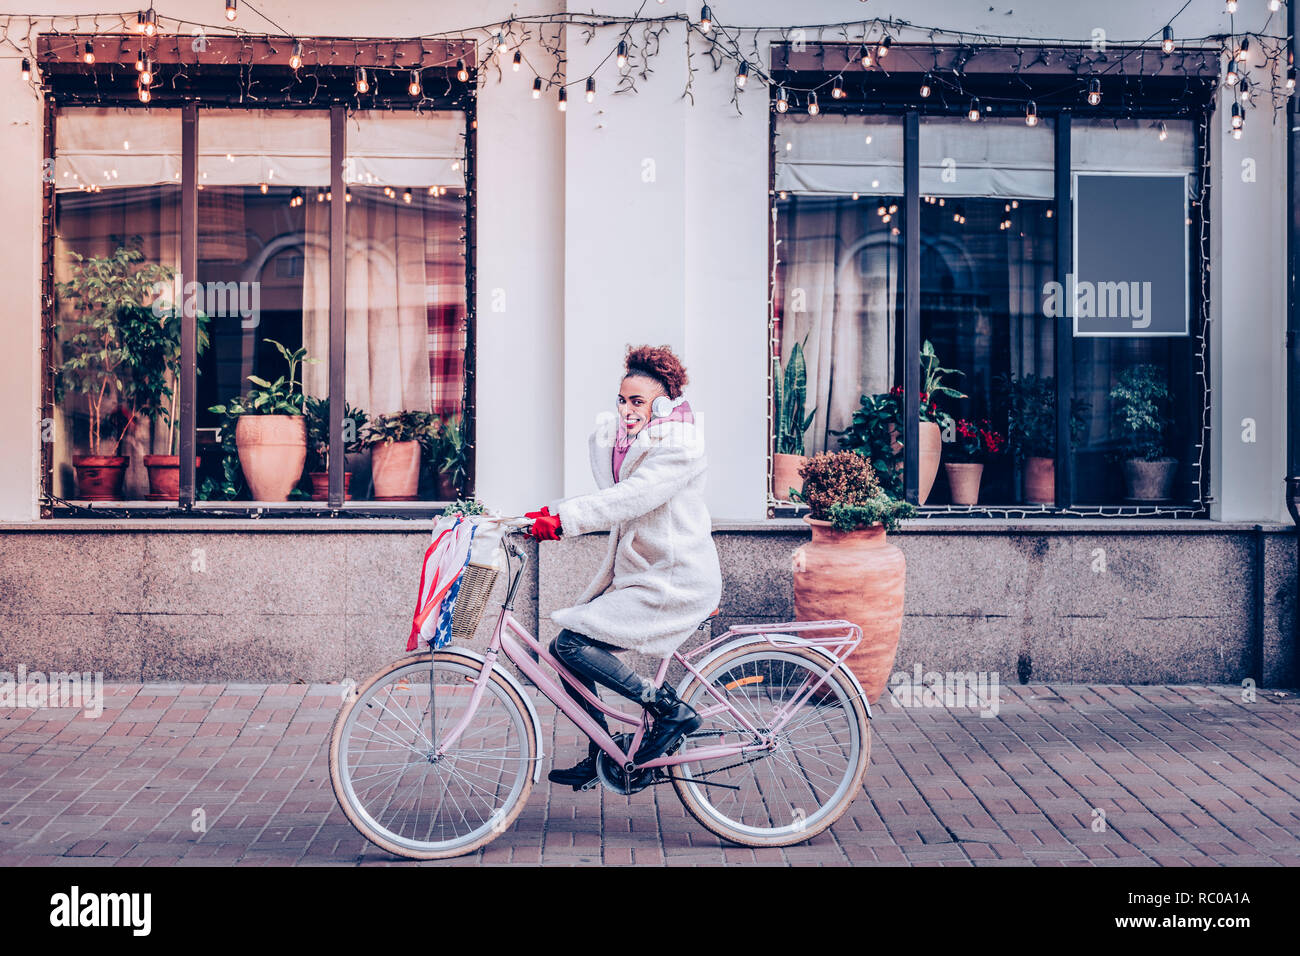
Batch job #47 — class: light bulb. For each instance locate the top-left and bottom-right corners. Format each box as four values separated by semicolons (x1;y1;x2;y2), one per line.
356;68;368;94
967;98;981;121
1226;0;1237;12
532;77;542;99
138;85;150;103
1270;0;1281;11
289;41;303;70
737;62;749;88
136;11;146;34
860;48;872;68
831;76;843;99
408;71;421;96
1231;102;1244;129
586;76;596;102
700;5;712;32
1025;100;1038;126
83;41;95;65
1087;77;1102;105
776;86;789;112
144;8;156;37
1226;64;1239;86
20;58;30;81
617;41;628;69
495;32;507;54
1288;67;1297;91
225;0;237;22
456;59;468;82
1162;26;1175;54
807;92;819;115
877;36;892;59
402;189;412;204
141;62;153;85
557;86;567;111
512;51;521;71
1236;38;1250;62
136;50;145;72
1240;78;1251;101
920;75;931;98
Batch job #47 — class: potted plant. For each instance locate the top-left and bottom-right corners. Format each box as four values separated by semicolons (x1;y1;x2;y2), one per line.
772;334;817;501
303;396;369;501
830;341;964;505
208;338;317;502
943;418;1006;505
789;450;915;704
998;373;1089;505
124;300;211;500
1110;364;1178;501
434;413;470;501
362;410;438;500
55;246;174;500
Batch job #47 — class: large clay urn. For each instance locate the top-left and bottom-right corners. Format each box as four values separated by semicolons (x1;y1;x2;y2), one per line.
887;422;943;505
235;414;307;502
371;439;422;500
792;515;906;704
773;452;807;502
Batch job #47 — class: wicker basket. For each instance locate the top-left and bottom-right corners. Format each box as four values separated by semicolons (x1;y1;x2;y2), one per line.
450;562;501;642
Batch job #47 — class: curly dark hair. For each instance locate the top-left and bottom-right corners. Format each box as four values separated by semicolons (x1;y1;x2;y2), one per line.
623;344;689;400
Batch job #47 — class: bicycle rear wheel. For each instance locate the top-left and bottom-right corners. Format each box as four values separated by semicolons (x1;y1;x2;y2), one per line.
670;643;870;848
329;651;537;860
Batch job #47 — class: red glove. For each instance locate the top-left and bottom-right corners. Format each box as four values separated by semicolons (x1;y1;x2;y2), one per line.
525;506;563;541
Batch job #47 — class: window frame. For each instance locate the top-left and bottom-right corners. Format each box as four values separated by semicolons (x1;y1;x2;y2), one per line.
767;42;1216;518
38;35;477;518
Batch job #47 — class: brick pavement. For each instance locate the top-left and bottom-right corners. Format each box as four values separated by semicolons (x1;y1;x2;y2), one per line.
0;681;1298;866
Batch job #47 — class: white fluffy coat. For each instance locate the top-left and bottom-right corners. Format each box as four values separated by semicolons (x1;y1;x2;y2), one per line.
547;410;723;658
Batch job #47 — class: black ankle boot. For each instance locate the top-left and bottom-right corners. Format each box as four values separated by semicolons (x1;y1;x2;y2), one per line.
633;684;701;765
547;748;600;791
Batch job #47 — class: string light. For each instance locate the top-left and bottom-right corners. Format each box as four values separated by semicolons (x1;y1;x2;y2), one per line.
532;76;542;99
737;61;749;88
557;86;567;111
1226;62;1239;85
1162;26;1175;54
144;8;156;37
512;51;522;71
289;41;303;70
617;41;628;69
1231;101;1244;130
1226;0;1237;12
919;74;931;97
860;46;872;68
1270;0;1282;11
831;75;844;98
135;10;145;34
776;86;789;112
807;91;819;115
140;56;152;85
355;68;368;94
586;76;596;102
402;188;412;204
82;41;95;65
1236;38;1250;63
1288;67;1297;92
877;35;893;59
1025;100;1038;126
225;0;237;22
1240;76;1251;102
1087;77;1102;105
408;71;421;96
699;5;712;32
456;59;469;82
967;97;981;121
20;58;30;81
495;32;508;54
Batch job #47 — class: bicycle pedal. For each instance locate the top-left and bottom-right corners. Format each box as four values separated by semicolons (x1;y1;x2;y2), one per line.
578;778;600;792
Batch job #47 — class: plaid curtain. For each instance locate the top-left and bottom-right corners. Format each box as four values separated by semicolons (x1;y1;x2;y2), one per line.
425;198;466;417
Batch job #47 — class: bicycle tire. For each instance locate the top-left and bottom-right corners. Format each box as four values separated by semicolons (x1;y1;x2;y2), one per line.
328;650;537;861
670;643;871;848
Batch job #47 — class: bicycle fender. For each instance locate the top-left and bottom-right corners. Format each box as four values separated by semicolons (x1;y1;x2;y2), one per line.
438;646;546;783
681;634;873;721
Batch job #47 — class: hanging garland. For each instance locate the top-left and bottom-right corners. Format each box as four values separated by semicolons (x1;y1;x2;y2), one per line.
1;0;1294;133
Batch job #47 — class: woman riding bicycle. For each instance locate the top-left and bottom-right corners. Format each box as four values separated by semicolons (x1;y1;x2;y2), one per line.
526;344;723;790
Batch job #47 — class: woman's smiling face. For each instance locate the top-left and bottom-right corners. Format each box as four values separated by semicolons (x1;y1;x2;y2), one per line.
618;374;665;437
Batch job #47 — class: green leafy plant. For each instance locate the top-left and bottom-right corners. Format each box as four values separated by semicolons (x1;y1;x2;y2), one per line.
790;450;916;532
360;409;440;447
436;413;470;493
773;335;817;456
1109;364;1174;461
996;373;1089;460
441;498;485;517
122;303;211;455
946;418;1007;464
831;392;905;498
303;396;369;471
920;339;967;429
55;245;176;456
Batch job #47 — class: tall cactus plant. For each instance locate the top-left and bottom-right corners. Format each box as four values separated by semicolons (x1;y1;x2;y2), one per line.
774;334;817;456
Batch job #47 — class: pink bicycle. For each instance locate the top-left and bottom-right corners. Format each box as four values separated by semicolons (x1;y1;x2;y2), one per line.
329;515;873;859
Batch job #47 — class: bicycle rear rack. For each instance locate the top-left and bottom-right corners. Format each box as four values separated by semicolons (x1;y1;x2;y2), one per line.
684;619;863;670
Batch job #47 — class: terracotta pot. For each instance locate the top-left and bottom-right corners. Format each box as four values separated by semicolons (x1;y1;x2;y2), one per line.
371;440;421;500
308;471;352;502
234;414;307;502
73;455;128;501
143;455;200;501
435;472;460;501
792;515;906;705
944;462;984;505
885;422;942;504
1024;455;1055;505
773;452;807;502
1122;458;1178;501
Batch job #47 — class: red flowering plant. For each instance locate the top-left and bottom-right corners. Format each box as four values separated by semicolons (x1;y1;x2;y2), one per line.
945;418;1007;464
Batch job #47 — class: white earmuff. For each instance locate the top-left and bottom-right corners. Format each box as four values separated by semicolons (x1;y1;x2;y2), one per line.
651;395;675;419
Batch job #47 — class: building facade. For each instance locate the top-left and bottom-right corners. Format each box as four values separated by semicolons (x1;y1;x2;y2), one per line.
0;1;1294;686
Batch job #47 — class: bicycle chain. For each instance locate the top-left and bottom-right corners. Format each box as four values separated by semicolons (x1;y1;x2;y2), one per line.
647;730;774;787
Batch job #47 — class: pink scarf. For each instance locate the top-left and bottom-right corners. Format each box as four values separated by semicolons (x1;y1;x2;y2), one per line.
613;397;694;482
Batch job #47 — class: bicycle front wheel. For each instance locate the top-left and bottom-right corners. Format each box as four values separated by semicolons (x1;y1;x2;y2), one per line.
670;643;871;848
329;651;537;860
